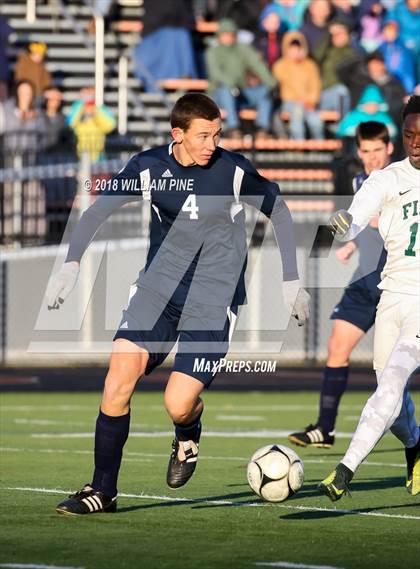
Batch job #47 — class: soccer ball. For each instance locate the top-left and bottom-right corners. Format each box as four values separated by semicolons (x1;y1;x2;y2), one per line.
247;444;304;502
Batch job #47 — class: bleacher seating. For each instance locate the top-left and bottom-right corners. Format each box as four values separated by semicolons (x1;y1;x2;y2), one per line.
0;0;341;195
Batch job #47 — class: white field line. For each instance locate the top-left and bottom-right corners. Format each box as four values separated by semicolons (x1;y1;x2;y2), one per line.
0;404;367;413
0;565;85;569
0;447;249;462
215;415;265;421
12;419;162;429
255;562;344;569
3;487;420;521
30;430;355;439
14;419;88;426
0;447;406;468
0;447;405;468
1;406;94;412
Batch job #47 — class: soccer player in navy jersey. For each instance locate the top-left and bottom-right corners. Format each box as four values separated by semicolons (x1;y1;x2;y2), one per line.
46;93;310;515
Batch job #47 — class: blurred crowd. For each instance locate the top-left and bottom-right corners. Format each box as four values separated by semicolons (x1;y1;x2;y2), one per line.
0;0;419;154
0;36;116;165
134;0;419;141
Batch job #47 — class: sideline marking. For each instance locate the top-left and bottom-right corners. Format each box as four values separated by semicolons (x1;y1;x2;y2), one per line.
30;430;355;439
255;562;344;569
0;564;85;569
0;448;406;468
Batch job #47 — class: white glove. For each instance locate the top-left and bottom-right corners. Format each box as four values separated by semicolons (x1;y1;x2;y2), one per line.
46;262;79;310
282;279;311;326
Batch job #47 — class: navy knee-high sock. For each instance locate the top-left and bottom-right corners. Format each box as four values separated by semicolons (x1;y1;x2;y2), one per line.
91;410;130;497
174;409;203;443
316;366;349;432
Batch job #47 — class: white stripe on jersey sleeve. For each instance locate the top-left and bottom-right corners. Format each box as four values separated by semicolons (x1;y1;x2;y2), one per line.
140;168;151;201
231;166;245;220
233;166;244;203
152;203;162;222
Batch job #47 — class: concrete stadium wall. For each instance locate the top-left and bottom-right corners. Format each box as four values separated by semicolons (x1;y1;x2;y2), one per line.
0;241;374;366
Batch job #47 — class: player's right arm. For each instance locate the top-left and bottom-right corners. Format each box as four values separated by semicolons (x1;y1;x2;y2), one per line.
329;171;388;241
46;156;142;310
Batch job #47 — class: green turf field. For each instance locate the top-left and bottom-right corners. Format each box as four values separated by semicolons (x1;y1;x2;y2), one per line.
1;390;419;569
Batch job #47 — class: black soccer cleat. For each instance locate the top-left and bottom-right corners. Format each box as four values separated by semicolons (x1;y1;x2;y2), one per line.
56;484;117;516
318;463;353;502
405;427;420;496
167;438;200;489
288;424;335;448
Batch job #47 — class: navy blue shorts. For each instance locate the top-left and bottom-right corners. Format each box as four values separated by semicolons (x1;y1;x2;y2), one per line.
114;285;237;386
330;278;381;333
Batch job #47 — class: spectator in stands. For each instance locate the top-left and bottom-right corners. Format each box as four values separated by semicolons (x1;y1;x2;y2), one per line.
67;87;116;163
272;31;324;140
358;1;385;52
260;0;310;31
316;18;359;116
254;10;287;68
336;84;397;138
337;50;406;130
0;79;47;157
380;20;416;94
41;86;76;244
300;0;332;58
206;18;277;139
43;87;72;152
212;0;266;43
14;43;52;100
0;15;13;103
331;0;358;30
386;0;420;83
132;0;198;92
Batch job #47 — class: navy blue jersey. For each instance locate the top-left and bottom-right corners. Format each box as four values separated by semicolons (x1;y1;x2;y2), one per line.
351;171;386;292
67;143;298;307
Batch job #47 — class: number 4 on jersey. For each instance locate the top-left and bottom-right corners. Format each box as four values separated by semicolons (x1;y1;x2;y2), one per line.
182;194;199;220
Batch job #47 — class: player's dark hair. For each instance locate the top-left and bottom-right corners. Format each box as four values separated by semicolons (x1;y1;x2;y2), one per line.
403;95;420;122
355;121;390;147
171;93;221;131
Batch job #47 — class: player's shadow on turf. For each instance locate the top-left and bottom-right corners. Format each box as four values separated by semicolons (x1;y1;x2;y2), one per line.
279;501;420;521
302;476;405;494
191;477;409;511
116;490;256;514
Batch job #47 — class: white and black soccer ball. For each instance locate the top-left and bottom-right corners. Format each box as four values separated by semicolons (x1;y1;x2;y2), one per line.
247;444;304;502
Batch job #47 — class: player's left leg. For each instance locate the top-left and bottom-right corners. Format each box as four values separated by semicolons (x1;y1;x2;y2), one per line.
374;292;420;496
319;340;418;501
319;292;419;501
164;372;205;489
164;304;237;488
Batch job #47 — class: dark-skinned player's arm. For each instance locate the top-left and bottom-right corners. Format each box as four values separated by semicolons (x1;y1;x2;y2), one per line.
329;171;386;242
